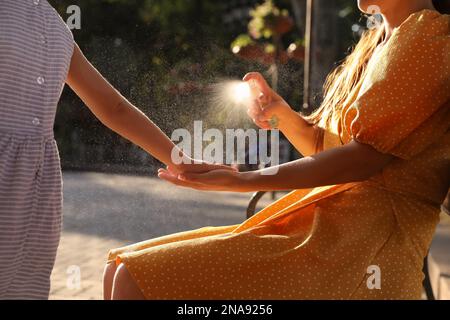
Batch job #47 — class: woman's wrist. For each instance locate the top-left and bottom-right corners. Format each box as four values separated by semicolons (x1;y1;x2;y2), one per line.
277;108;305;132
237;170;263;192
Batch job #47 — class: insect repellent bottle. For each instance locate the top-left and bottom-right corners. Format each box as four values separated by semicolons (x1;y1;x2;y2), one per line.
247;79;279;129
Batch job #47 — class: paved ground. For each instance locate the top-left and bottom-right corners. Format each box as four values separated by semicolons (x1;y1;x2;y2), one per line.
49;172;449;300
50;171;273;299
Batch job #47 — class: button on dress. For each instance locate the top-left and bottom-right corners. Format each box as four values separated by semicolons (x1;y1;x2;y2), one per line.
0;0;74;299
108;10;450;299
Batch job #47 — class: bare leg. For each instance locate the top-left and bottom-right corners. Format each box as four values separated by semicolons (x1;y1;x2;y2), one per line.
111;263;146;300
103;262;118;300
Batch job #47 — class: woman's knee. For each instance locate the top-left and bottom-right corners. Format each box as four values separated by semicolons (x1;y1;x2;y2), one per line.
112;263;145;300
103;261;118;282
103;261;118;300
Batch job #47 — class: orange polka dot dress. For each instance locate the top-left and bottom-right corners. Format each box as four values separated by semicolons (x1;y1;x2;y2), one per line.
108;10;450;300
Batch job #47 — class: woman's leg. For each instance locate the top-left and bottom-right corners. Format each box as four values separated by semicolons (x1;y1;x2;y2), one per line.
108;225;238;264
103;262;118;300
107;226;238;300
111;263;146;300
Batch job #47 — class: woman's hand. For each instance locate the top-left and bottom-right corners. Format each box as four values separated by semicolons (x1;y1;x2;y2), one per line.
244;72;321;156
243;72;295;130
158;166;253;192
171;157;238;175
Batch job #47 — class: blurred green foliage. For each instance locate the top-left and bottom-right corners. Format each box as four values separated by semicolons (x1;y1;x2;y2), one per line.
248;0;290;39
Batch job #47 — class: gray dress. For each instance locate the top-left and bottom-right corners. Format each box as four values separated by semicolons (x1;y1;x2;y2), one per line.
0;0;74;299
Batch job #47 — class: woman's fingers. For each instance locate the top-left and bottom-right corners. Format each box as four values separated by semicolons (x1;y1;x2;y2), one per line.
180;169;235;185
158;170;227;191
247;104;261;120
243;72;272;98
158;168;236;192
247;99;277;130
247;99;271;125
179;172;210;183
249;113;272;129
166;165;179;175
158;169;208;190
194;163;236;172
253;119;272;130
169;162;236;175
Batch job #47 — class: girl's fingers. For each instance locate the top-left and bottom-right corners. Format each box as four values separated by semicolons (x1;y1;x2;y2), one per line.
166;165;179;175
159;168;181;180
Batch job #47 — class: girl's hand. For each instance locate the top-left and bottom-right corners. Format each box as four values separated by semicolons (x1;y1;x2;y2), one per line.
158;167;252;192
243;72;295;130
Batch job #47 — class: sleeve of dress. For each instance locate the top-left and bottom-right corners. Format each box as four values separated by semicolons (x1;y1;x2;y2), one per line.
343;11;450;160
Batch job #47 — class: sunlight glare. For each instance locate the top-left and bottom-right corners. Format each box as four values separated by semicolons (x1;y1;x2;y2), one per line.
230;81;251;105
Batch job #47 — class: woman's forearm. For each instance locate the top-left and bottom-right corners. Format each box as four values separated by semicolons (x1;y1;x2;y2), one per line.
278;109;323;157
241;140;392;192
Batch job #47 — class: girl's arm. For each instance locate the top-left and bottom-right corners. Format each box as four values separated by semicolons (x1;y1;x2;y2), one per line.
158;140;393;192
66;44;180;166
66;43;232;173
244;72;322;157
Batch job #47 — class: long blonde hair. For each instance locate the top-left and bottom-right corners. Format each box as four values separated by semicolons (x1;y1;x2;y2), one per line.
305;25;386;128
306;2;450;128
